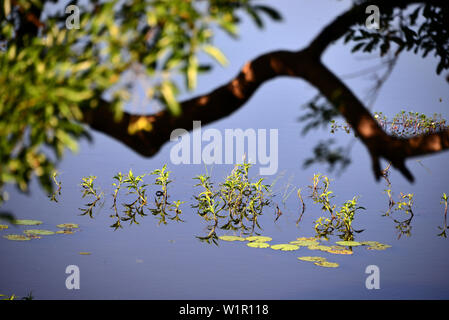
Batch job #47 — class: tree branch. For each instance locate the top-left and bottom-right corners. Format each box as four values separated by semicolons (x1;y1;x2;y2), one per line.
82;0;449;182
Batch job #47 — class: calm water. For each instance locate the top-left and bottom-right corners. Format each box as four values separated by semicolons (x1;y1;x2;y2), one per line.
1;0;449;300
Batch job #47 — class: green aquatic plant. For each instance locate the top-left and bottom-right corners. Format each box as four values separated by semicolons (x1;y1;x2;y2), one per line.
193;162;272;244
23;229;55;236
335;240;362;247
308;174;365;240
298;256;327;263
392;192;415;239
120;169;149;225
110;172;124;230
48;171;62;203
12;219;42;226
296;188;306;225
330;111;448;137
3;234;32;241
218;235;246;242
79;176;103;218
270;244;299;251
314;261;339;268
150;165;185;225
56;223;79;229
247;242;270;248
438;193;448;238
246;236;272;242
0;224;8;230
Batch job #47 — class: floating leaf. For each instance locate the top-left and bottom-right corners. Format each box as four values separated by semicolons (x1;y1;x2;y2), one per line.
298;256;327;262
23;229;55;236
12;219;43;226
0;224;8;230
79;252;91;255
360;241;381;246
246;236;272;242
314;261;339;268
271;244;299;251
3;234;32;241
247;242;270;248
366;244;392;251
290;239;318;247
56;223;79;229
335;241;362;246
219;235;246;242
56;230;74;234
327;248;353;255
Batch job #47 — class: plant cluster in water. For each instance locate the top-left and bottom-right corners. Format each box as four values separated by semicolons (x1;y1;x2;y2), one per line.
305;174;365;241
330;110;448;137
218;234;391;269
84;165;185;230
192;162;272;245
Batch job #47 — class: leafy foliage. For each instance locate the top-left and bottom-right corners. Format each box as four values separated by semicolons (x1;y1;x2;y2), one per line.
193;162;272;244
344;3;449;74
0;0;282;202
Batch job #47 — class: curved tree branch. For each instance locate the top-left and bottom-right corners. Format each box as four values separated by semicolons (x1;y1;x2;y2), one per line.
82;0;449;182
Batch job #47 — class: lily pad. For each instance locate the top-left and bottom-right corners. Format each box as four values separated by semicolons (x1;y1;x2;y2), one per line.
366;243;392;251
247;242;270;248
79;252;91;255
290;239;319;247
12;219;43;226
335;241;362;247
56;230;74;234
3;234;32;241
0;224;8;230
23;229;55;236
360;241;381;246
246;236;272;242
298;256;327;262
271;244;300;251
314;261;339;268
327;248;353;255
56;223;79;229
219;235;246;242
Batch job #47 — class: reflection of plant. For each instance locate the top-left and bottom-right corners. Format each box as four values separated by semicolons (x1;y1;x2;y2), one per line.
193;162;271;244
309;174;365;240
150;165;184;225
48;171;62;202
438;193;448;238
79;176;103;218
118;170;149;226
392;192;415;239
296;188;306;225
110;172;124;230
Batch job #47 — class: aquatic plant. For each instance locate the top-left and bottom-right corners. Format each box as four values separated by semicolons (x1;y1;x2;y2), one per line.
308;174;365;240
79;176;103;218
193;162;272;244
48;171;62;202
438;193;448;238
150;165;185;225
119;170;149;226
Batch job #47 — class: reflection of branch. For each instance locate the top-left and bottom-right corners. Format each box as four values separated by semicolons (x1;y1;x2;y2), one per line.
83;0;449;183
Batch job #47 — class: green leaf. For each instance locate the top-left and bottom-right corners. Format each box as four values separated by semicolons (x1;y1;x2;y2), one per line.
202;45;228;67
160;81;181;116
